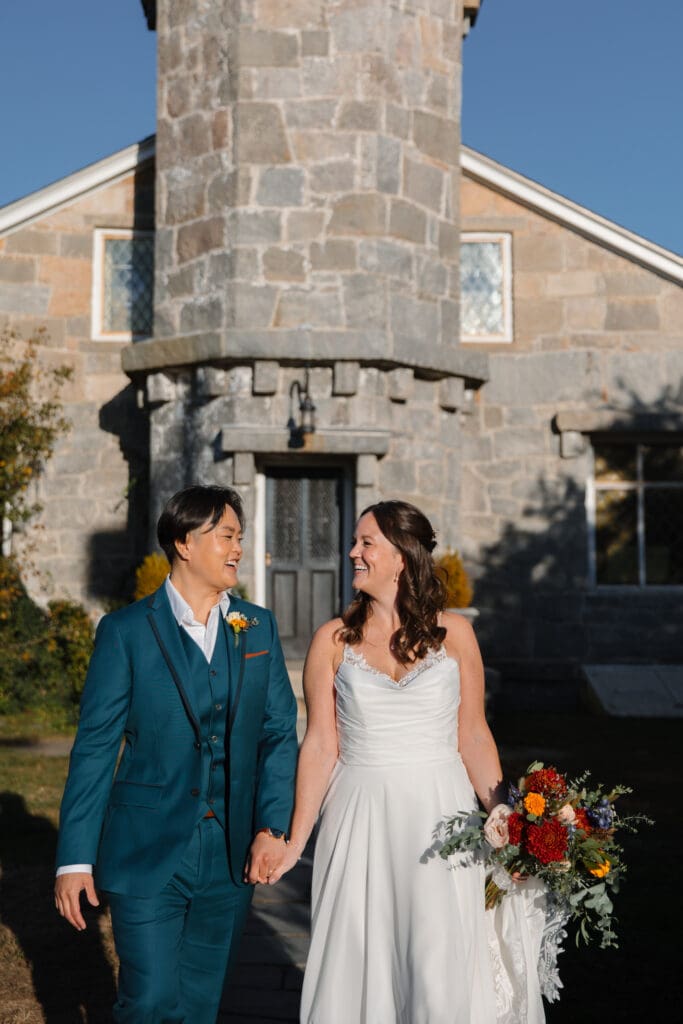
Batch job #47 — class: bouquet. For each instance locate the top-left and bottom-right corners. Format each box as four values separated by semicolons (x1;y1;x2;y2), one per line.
439;761;652;949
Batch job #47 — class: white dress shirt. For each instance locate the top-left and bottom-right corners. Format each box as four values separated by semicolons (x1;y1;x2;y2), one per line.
57;578;232;876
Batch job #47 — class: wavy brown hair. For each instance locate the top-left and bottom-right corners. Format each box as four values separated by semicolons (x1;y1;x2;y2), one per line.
338;500;447;664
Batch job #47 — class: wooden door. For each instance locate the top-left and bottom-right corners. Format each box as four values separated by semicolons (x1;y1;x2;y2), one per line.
265;469;346;658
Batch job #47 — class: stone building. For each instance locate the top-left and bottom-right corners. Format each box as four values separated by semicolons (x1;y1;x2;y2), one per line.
1;0;681;690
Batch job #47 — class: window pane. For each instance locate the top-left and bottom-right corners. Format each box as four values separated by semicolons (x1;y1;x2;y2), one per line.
644;489;683;584
271;477;301;561
103;235;154;336
642;445;683;483
593;443;636;483
461;241;505;337
307;478;338;560
595;490;638;584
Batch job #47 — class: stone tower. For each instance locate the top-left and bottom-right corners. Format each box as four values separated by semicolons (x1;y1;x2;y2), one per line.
127;0;486;648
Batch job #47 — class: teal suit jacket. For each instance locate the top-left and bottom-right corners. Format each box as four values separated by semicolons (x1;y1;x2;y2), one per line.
56;586;298;896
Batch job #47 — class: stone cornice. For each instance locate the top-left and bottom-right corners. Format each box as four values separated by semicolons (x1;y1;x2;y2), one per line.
121;330;489;385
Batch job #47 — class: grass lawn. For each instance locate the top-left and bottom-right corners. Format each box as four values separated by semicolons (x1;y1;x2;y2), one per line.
0;740;117;1024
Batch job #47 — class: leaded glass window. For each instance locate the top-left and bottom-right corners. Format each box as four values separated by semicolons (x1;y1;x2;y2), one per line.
590;441;683;586
94;229;153;339
460;233;513;343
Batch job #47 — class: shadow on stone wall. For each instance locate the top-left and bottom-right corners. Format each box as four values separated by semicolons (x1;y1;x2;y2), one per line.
88;383;150;602
471;382;683;705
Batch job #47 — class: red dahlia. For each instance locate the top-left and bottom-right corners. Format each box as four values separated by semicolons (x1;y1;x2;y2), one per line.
524;767;568;800
524;818;569;865
507;812;524;846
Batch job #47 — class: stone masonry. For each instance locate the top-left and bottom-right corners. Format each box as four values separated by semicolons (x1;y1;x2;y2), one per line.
459;172;683;683
0;165;154;607
123;0;488;586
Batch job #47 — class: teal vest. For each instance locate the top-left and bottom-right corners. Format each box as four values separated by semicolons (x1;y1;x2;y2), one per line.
178;617;230;827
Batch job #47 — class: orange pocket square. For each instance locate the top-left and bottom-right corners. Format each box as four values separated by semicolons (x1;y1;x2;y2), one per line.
245;649;269;660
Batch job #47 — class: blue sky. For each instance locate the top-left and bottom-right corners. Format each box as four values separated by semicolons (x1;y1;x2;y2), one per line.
1;0;681;254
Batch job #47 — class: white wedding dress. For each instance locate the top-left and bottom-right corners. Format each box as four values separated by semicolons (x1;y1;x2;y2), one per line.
300;644;552;1024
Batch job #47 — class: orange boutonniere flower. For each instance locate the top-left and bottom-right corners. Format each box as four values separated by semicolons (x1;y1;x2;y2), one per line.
226;610;259;647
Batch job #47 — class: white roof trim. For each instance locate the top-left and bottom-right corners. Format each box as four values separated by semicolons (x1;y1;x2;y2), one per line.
0;136;155;237
461;146;683;285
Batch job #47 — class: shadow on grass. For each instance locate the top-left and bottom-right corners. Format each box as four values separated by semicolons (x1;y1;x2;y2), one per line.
0;791;116;1023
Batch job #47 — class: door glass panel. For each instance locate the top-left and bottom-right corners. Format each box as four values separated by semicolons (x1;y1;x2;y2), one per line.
595;490;638;584
308;478;338;559
271;477;301;560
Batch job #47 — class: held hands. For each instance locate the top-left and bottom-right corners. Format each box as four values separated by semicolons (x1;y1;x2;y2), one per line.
244;832;302;886
54;872;100;931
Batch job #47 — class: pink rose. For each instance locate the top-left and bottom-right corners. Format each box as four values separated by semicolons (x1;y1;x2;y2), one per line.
484;804;513;849
557;804;576;825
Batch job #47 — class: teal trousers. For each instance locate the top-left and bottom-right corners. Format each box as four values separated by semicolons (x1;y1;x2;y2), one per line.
105;817;252;1024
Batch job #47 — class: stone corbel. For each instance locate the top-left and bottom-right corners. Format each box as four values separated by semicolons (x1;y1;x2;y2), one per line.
145;372;177;405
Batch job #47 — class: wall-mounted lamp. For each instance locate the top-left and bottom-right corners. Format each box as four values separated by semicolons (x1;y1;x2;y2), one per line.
287;368;316;448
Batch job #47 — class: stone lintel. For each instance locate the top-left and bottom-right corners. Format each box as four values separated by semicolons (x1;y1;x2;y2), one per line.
122;331;489;385
554;410;683;435
221;426;390;457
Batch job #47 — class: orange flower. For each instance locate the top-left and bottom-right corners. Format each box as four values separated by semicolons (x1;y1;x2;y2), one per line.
524;792;546;816
589;858;611;878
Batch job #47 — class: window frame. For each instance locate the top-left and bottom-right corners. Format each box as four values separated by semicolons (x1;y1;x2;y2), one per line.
91;227;154;342
460;231;513;344
586;438;683;589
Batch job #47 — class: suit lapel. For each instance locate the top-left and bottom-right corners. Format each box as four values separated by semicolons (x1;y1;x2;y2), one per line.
146;586;200;739
224;599;247;735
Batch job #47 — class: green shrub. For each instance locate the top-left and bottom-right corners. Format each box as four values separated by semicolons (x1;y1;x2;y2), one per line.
435;548;473;608
0;556;94;724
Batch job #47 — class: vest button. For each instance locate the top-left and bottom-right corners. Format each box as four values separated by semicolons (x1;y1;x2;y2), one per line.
215;703;222;711
191;788;200;797
210;735;218;743
194;741;201;750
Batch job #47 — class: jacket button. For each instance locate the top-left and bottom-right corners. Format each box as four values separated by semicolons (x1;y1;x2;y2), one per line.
191;788;200;797
210;669;217;677
194;741;201;750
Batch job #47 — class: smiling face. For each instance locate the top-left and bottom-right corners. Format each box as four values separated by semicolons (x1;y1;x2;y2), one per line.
176;504;243;593
349;512;404;598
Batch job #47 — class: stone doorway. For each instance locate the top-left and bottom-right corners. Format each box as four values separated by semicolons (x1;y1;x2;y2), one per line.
264;465;353;659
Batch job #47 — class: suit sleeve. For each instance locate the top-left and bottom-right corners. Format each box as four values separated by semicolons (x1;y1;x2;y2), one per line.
253;611;299;835
55;614;132;868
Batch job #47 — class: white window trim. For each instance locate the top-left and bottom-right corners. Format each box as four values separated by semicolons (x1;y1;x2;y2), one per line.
460;231;513;344
91;227;153;342
587;441;683;589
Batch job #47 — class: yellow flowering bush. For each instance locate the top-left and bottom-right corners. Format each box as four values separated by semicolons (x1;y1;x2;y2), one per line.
134;553;171;600
434;548;473;608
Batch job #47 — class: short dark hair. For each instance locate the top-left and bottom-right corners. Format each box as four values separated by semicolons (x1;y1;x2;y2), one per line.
157;485;245;565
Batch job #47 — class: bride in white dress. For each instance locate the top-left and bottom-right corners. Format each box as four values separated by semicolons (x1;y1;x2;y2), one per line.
268;500;546;1023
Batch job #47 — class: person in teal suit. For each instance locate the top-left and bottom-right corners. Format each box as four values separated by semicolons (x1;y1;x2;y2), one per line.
54;485;298;1023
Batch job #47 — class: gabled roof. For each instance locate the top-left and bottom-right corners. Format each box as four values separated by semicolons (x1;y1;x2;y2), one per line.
0;136;155;237
461;145;683;284
1;134;681;286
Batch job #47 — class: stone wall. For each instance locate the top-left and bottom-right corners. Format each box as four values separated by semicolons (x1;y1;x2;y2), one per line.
459;176;683;682
0;167;154;608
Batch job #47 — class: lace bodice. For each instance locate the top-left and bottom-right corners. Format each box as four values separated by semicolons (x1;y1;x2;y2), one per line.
334;644;461;767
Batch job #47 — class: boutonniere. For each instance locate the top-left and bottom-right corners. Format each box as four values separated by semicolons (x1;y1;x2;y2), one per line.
225;610;259;647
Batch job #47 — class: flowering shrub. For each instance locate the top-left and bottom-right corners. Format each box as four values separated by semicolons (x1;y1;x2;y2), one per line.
134;552;171;600
439;761;653;948
434;548;473;608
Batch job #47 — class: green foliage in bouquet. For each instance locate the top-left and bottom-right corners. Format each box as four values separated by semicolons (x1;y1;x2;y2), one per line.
439;761;653;949
434;548;473;608
0;557;94;725
134;552;171;600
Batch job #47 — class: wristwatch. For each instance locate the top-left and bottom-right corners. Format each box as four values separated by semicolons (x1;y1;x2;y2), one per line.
256;826;287;840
